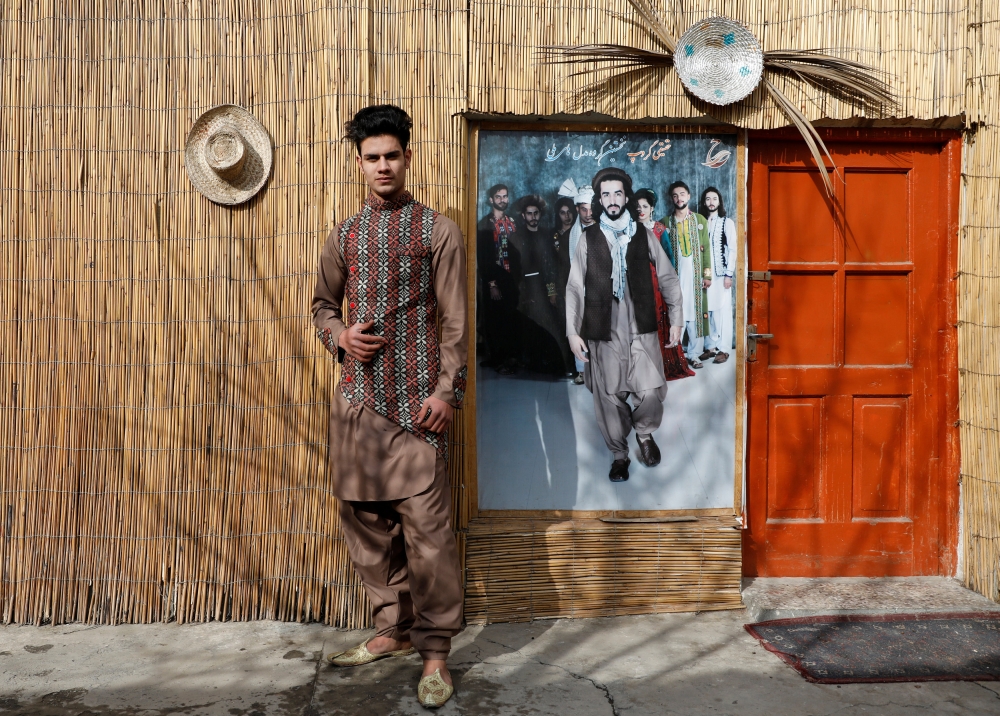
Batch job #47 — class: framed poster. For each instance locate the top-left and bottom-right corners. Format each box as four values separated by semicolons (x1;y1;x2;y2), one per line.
471;126;744;514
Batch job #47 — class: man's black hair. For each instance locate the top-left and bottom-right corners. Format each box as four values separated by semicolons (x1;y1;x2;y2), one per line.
667;180;691;197
700;186;726;218
514;194;546;214
634;188;657;208
591;167;636;219
344;104;413;154
487;184;509;200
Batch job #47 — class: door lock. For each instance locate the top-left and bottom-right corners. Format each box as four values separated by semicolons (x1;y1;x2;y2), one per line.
747;324;774;362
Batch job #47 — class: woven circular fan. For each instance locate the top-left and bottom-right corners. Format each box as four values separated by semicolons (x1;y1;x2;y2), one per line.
673;17;764;106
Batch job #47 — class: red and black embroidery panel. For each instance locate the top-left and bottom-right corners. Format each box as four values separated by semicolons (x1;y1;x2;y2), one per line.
337;194;445;455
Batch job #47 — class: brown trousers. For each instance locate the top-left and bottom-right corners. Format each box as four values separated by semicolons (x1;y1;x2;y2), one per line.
338;458;463;660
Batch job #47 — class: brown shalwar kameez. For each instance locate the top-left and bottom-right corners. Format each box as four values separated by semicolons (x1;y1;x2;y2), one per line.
312;194;467;660
565;229;682;460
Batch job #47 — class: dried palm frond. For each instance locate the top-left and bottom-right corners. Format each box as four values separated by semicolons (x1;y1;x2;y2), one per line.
536;43;673;76
763;78;836;195
538;0;675;75
626;0;677;54
537;4;899;198
571;65;672;114
764;49;897;108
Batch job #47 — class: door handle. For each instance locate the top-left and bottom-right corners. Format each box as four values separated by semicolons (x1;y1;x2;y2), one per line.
747;324;773;362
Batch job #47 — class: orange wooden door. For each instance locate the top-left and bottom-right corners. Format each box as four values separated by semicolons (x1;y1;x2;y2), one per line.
744;132;960;577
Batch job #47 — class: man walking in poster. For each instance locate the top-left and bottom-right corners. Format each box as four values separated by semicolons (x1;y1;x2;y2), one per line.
311;104;466;708
565;168;683;482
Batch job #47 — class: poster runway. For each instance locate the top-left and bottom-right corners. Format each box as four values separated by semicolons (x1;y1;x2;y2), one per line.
477;358;736;511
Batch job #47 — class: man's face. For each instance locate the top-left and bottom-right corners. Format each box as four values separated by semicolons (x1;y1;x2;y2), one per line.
521;205;541;230
489;189;509;212
599;180;627;220
355;135;411;198
558;204;574;227
671;187;690;210
703;191;720;213
577;202;593;225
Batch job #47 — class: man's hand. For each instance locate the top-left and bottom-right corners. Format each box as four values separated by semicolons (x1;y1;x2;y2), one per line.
666;325;682;348
340;320;387;363
568;335;589;362
489;284;501;301
702;278;712;288
417;396;454;434
724;276;733;290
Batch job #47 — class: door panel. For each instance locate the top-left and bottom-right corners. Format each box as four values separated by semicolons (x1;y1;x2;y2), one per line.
852;398;907;518
844;274;909;365
767;399;822;520
745;135;958;577
768;171;836;263
769;274;836;366
844;172;909;263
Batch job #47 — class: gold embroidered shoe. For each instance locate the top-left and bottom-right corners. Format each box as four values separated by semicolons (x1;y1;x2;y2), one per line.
326;639;416;667
417;668;454;708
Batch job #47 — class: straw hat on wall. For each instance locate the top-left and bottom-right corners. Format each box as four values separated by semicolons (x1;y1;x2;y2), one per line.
184;104;273;205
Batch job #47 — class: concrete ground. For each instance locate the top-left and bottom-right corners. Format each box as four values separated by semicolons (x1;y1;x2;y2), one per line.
1;608;999;715
742;576;1000;622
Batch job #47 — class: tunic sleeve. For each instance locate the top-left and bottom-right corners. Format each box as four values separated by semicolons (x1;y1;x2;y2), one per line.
477;217;502;285
430;216;469;408
311;226;348;362
565;235;588;336
724;217;737;277
648;232;683;327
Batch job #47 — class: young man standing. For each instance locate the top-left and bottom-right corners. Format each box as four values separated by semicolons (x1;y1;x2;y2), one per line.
701;186;736;362
566;182;596;383
568;183;596;266
312;104;467;709
565;168;683;482
662;181;715;369
510;194;564;374
476;184;521;374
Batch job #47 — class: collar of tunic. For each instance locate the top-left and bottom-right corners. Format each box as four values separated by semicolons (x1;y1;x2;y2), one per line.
365;190;414;212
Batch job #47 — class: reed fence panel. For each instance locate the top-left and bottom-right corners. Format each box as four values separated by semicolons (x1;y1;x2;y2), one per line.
959;0;1000;603
0;0;468;627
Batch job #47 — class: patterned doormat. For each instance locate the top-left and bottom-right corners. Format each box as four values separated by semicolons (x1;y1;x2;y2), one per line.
745;613;1000;683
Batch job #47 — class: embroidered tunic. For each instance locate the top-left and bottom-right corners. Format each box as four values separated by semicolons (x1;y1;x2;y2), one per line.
706;214;737;314
312;191;468;501
662;211;713;337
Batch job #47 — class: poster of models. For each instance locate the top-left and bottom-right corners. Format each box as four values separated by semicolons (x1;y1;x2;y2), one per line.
475;129;739;511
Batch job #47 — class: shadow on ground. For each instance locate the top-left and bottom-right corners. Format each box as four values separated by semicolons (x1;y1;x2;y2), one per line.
1;612;999;715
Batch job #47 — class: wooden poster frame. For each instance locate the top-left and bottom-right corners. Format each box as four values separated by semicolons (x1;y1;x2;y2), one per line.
463;121;748;523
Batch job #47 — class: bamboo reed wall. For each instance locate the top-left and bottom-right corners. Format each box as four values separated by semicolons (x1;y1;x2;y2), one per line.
1;0;996;629
0;0;469;627
960;1;1000;603
465;517;743;624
